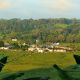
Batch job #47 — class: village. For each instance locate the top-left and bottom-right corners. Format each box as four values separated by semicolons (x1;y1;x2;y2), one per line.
28;44;73;53
0;38;73;53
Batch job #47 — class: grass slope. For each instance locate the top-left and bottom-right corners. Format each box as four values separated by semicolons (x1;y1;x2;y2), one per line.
0;50;80;79
0;50;78;72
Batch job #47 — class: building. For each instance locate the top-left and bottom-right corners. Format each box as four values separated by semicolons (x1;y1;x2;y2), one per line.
36;48;44;53
53;47;73;52
44;48;53;52
0;47;9;50
28;47;35;52
54;48;66;52
12;38;17;41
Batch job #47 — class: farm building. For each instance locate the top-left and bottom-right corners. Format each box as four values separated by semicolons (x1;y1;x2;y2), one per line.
28;47;44;53
44;48;53;52
53;47;73;52
54;48;66;52
0;47;9;50
28;47;35;52
12;38;17;41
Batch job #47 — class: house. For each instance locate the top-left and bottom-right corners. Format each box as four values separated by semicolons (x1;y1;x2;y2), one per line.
53;42;60;46
12;38;17;41
28;47;35;51
28;44;44;53
53;47;66;52
28;47;44;53
36;48;44;53
28;44;37;51
53;47;73;52
48;49;53;52
44;48;53;52
30;44;37;48
38;49;43;53
0;47;9;50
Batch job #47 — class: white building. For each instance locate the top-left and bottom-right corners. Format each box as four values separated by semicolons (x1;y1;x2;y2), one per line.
53;48;66;52
28;47;35;51
36;48;44;53
12;38;17;41
0;47;9;50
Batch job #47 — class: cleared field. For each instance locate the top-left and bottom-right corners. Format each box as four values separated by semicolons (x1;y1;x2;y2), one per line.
0;50;79;72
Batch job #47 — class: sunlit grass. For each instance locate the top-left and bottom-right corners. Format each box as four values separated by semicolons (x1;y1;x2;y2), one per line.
0;50;80;72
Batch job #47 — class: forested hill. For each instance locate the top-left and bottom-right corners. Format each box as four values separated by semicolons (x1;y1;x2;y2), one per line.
0;18;80;43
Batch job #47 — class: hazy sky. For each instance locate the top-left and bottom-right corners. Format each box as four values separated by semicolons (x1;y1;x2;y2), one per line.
0;0;80;19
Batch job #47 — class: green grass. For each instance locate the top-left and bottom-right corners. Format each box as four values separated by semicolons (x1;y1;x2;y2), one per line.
0;49;80;80
0;50;79;73
0;43;80;79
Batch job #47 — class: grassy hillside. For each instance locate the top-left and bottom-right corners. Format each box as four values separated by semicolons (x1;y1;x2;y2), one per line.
0;50;79;80
0;50;79;72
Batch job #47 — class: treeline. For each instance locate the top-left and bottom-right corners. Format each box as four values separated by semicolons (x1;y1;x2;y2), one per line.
0;18;80;44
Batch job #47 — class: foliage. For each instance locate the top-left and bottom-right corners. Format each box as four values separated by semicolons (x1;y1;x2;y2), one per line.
0;41;4;47
0;18;80;44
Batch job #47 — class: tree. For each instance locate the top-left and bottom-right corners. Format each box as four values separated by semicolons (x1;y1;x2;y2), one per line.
0;41;4;47
11;43;20;49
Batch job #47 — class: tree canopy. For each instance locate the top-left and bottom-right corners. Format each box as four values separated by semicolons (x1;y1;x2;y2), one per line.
0;18;80;44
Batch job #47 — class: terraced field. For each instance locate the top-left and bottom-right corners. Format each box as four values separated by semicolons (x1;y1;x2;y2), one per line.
0;50;80;80
0;50;79;72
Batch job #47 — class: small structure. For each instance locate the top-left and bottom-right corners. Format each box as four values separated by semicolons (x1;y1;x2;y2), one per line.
48;49;53;52
28;44;44;53
28;47;44;53
54;48;66;52
12;38;17;42
53;42;60;46
36;48;44;53
28;47;35;52
44;48;53;52
28;44;37;52
0;47;9;50
53;47;73;52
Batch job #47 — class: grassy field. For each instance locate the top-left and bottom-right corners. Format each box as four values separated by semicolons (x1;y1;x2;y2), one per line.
0;50;80;80
0;50;80;73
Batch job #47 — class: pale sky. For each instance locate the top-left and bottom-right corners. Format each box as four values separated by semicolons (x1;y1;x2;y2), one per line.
0;0;80;19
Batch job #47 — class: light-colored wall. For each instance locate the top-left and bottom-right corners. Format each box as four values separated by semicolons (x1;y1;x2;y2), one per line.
54;49;66;52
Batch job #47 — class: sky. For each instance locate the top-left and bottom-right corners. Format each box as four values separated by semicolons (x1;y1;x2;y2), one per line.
0;0;80;19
